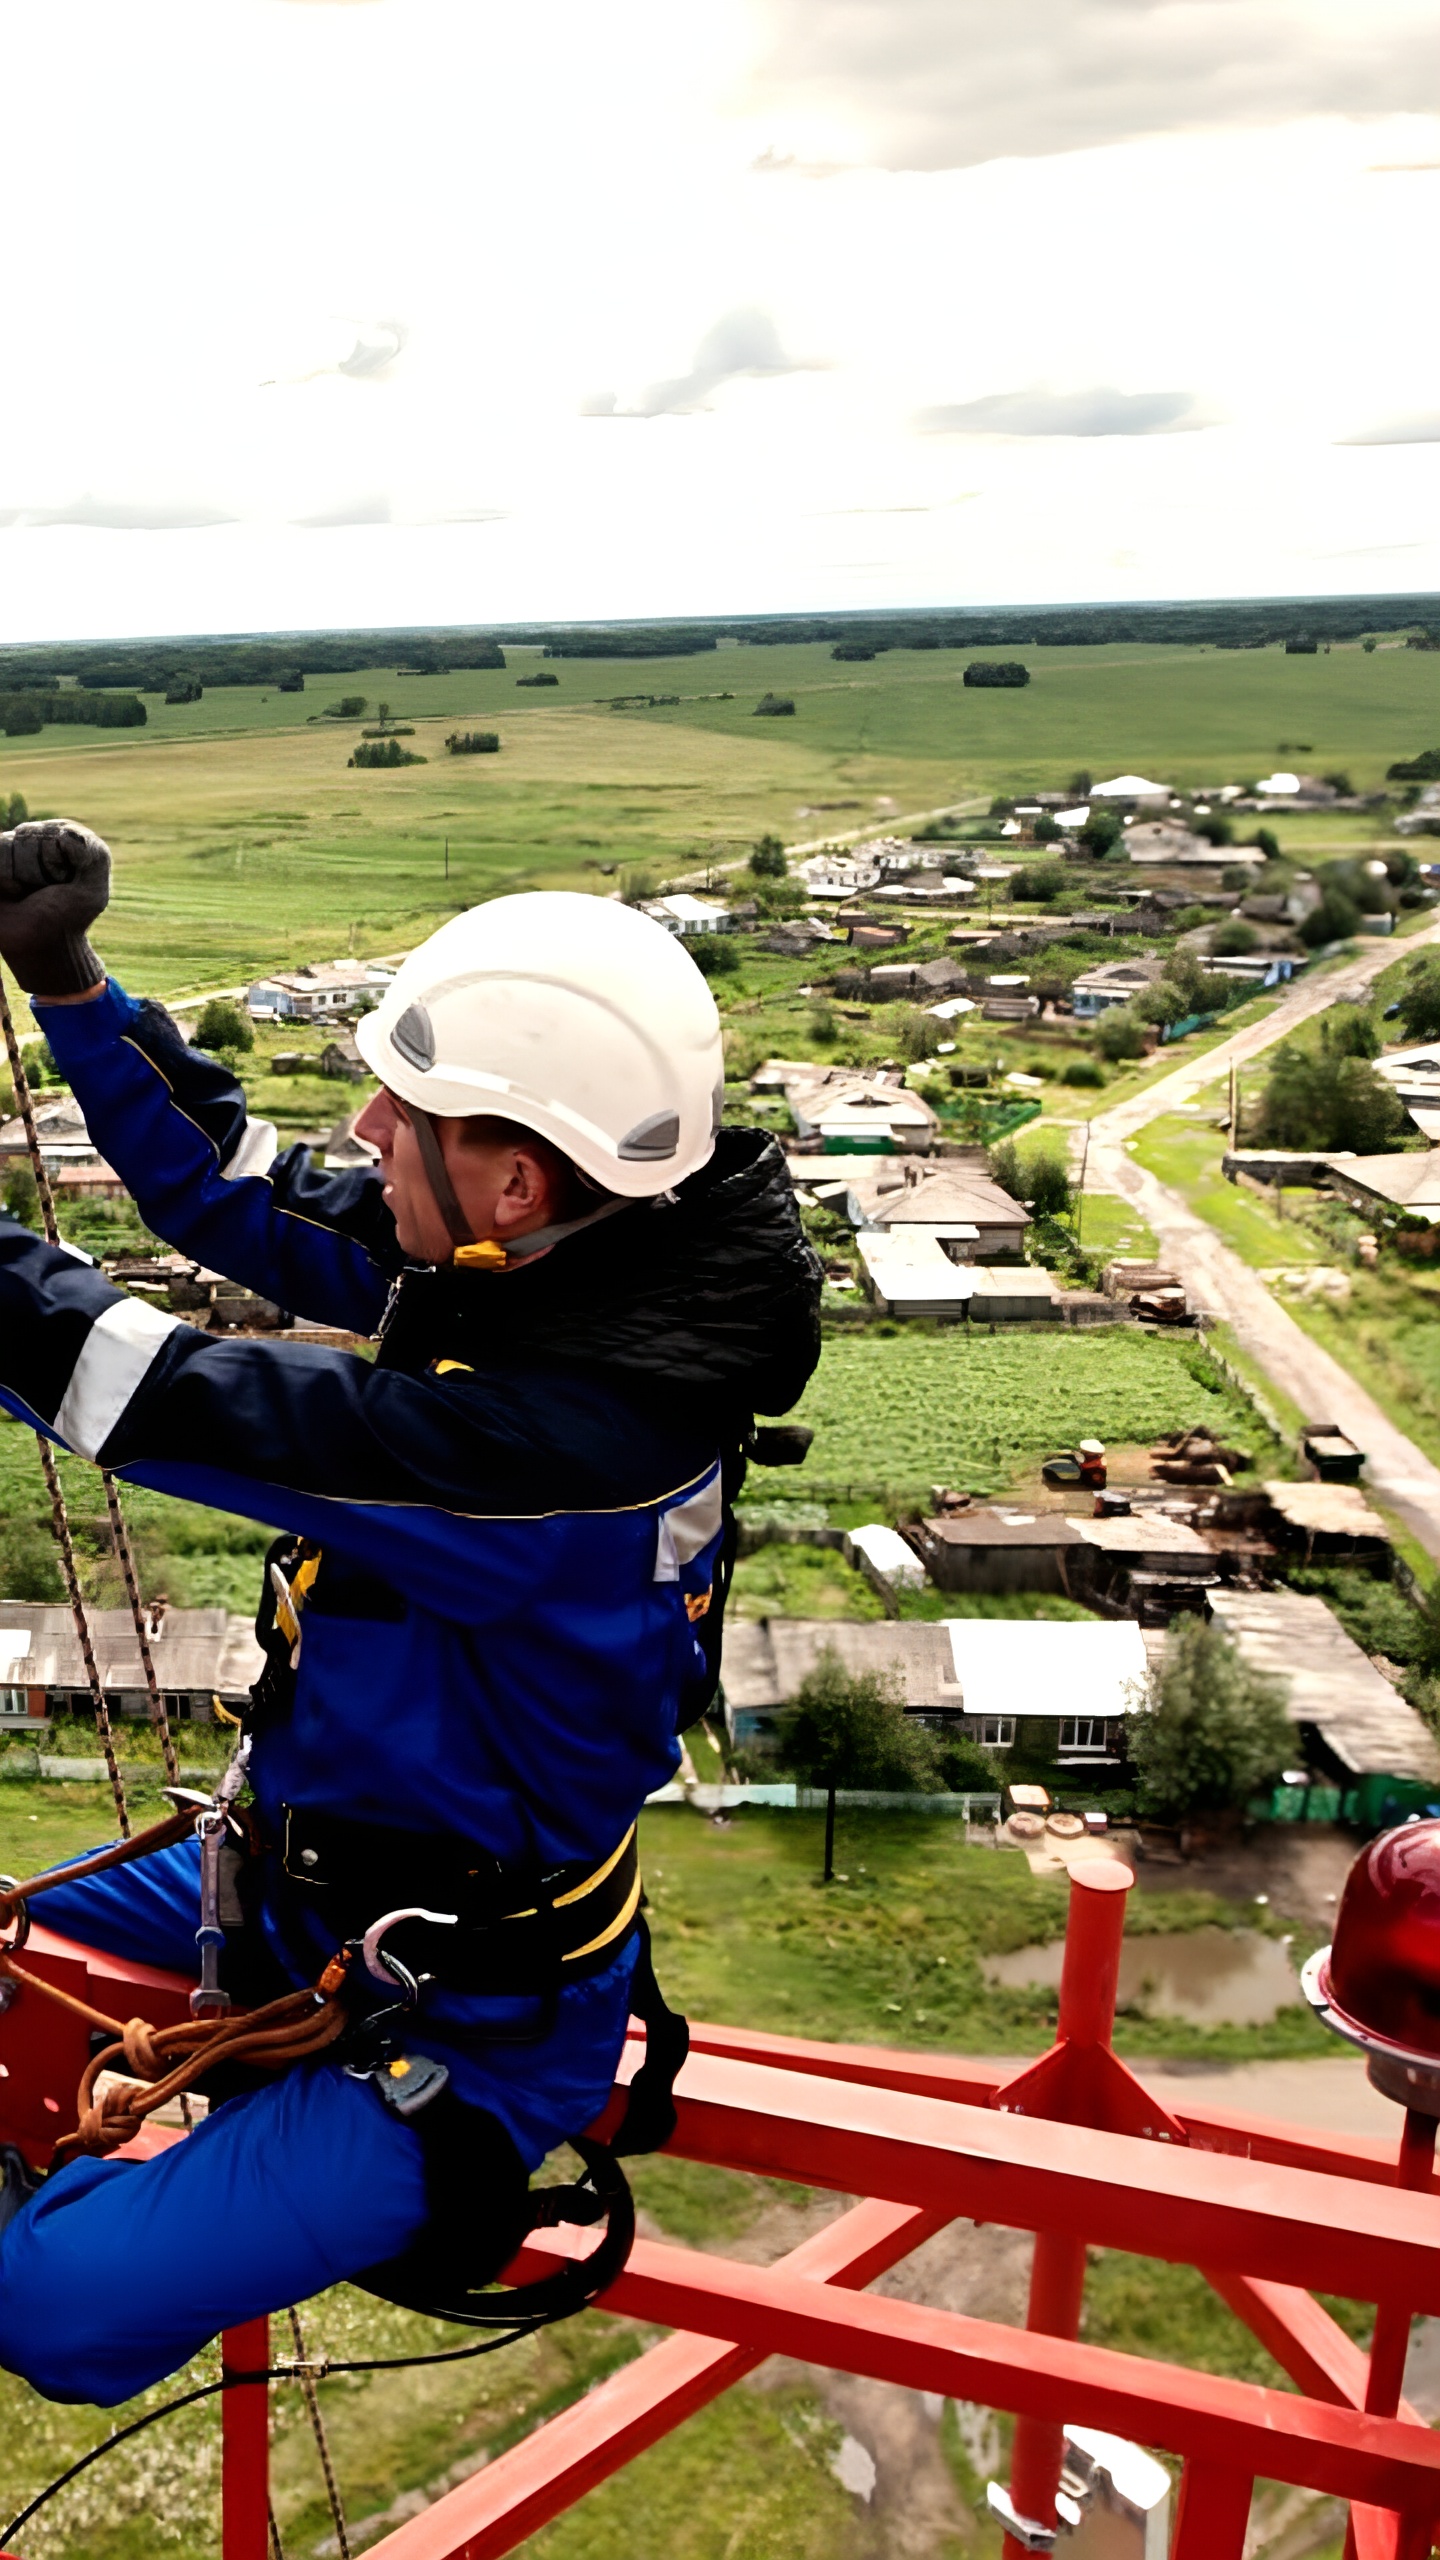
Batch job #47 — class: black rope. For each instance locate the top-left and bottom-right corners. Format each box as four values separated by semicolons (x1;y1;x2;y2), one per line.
0;2323;545;2550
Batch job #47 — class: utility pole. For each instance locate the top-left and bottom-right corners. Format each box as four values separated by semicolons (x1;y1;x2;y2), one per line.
1229;1057;1238;1142
1075;1122;1090;1251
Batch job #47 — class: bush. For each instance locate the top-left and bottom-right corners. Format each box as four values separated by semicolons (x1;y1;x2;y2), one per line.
3;703;41;736
1396;961;1440;1042
1193;813;1233;846
277;670;304;692
1323;772;1354;797
1062;1058;1104;1087
831;641;877;661
194;998;254;1054
164;677;203;705
1252;827;1280;859
1027;1152;1072;1218
322;696;368;720
1032;813;1060;844
0;1519;61;1601
1256;1041;1408;1152
808;1002;838;1045
963;661;1029;688
1078;811;1123;858
2;1163;39;1229
443;732;499;756
897;1008;941;1062
1323;1008;1380;1061
351;739;427;767
1068;770;1093;797
749;835;787;879
1211;921;1258;956
1387;749;1440;783
516;671;560;687
690;934;740;977
989;1138;1023;1199
1285;634;1318;654
1093;1008;1147;1063
1126;1617;1292;1819
1299;889;1360;947
1009;865;1062;902
754;693;796;716
2;795;25;829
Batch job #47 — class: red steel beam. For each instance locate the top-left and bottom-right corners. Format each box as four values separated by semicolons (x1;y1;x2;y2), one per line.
657;2021;1413;2191
1171;2461;1255;2560
222;2320;270;2560
491;2229;1440;2513
635;2050;1440;2310
368;2199;946;2560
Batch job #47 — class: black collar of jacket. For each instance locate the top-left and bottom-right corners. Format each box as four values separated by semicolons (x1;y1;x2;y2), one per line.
376;1126;822;1425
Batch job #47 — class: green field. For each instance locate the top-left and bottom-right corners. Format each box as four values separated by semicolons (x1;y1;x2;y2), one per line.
785;1328;1261;1500
0;637;1434;1001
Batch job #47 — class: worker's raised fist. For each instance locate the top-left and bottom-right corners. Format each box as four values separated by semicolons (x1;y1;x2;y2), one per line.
0;819;111;998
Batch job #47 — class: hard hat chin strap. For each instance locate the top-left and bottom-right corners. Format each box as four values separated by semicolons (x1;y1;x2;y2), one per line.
410;1107;633;1268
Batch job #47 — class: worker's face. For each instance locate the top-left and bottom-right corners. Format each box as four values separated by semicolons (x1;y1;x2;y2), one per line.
353;1089;557;1262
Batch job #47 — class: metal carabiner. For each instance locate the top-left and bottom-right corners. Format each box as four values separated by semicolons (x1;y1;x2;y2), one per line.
360;1906;458;2002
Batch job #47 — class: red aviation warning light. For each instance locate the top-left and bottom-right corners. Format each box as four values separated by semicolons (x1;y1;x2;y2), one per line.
1304;1816;1440;2110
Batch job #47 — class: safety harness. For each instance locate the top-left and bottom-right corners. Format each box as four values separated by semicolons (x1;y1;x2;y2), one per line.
0;1527;692;2331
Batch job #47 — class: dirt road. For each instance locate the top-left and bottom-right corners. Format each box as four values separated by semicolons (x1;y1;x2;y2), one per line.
1082;924;1440;1560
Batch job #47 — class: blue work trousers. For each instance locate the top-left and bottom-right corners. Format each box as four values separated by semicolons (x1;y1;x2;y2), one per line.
0;1843;436;2406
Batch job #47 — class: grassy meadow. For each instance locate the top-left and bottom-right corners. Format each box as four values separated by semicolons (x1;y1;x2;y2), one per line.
0;635;1435;999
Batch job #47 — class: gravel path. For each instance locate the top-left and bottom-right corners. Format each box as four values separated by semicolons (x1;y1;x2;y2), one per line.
1081;923;1440;1560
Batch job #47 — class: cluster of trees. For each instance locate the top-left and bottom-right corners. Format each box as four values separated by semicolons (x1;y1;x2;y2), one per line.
1387;748;1440;782
350;739;426;768
831;641;879;661
963;661;1029;689
1090;949;1236;1063
754;693;796;716
1;794;26;829
1125;1619;1292;1820
749;834;787;879
1255;1031;1406;1153
1395;956;1440;1041
322;696;368;720
990;1136;1071;1218
164;677;203;705
1;692;146;735
1297;850;1422;948
0;632;510;691
444;731;500;756
516;672;559;687
193;998;254;1055
542;633;718;659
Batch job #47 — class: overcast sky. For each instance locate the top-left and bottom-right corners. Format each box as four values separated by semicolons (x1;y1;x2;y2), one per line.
3;0;1439;639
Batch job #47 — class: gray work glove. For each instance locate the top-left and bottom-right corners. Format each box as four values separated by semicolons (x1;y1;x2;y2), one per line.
0;820;111;997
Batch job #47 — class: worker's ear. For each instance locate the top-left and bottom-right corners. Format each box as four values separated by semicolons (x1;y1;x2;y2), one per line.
492;1143;557;1235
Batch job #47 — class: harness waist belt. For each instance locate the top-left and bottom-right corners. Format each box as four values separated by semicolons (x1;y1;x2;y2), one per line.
269;1805;642;1997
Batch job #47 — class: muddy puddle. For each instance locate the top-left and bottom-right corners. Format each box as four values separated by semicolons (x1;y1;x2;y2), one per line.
983;1926;1300;2026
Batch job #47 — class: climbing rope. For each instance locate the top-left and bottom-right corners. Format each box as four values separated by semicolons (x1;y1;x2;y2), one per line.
288;2306;350;2560
0;967;182;1822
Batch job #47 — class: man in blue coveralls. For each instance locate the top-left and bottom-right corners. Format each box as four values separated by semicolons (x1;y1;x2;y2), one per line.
0;820;821;2405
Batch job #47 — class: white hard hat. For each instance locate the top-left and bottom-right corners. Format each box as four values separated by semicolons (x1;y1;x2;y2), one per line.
354;891;726;1198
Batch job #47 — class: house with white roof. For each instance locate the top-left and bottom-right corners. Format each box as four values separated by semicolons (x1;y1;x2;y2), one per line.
1089;775;1170;801
247;961;395;1022
640;894;729;935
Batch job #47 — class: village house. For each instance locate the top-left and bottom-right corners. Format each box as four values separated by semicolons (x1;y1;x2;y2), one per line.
0;1604;264;1734
246;961;394;1022
639;894;729;936
719;1616;1149;1778
0;1096;98;1166
787;1070;939;1154
1070;956;1166;1018
845;1161;1030;1259
319;1033;368;1081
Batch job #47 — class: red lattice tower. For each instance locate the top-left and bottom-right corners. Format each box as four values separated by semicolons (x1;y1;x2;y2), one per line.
5;1857;1440;2560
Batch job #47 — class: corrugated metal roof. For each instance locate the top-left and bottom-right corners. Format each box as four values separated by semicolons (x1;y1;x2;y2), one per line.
0;1605;262;1696
1208;1588;1440;1781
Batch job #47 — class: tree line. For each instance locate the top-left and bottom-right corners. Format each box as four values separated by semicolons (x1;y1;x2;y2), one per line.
2;692;146;735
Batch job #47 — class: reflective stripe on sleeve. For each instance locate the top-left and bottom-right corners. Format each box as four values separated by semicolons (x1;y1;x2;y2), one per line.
54;1297;182;1458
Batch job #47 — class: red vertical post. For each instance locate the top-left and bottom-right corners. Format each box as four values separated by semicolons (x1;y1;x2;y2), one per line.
1002;1861;1132;2560
1171;2461;1253;2559
223;2318;271;2560
1344;2112;1438;2560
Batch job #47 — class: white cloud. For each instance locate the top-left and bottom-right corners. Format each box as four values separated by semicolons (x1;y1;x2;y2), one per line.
745;0;1440;171
0;495;239;531
918;387;1213;438
1340;413;1440;445
585;305;819;418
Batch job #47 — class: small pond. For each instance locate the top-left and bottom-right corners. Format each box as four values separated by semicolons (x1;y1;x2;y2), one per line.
982;1926;1300;2027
